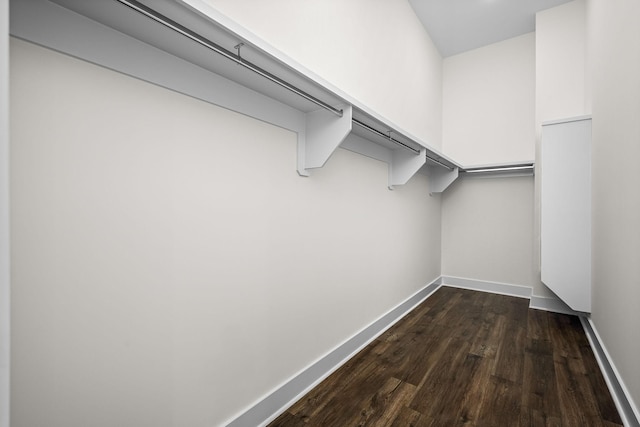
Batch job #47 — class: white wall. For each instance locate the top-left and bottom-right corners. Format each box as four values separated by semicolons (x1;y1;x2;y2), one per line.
587;0;640;415
440;33;544;295
201;0;443;148
536;0;588;124
442;33;536;166
0;0;10;425
441;176;540;291
534;0;589;304
9;38;442;427
536;0;640;415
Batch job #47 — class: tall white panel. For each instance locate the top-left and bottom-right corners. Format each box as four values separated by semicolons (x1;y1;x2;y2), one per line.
541;117;591;312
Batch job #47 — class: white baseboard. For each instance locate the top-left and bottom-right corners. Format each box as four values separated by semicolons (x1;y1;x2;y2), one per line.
224;278;442;427
441;275;584;316
225;275;637;427
529;294;579;315
580;317;640;427
440;275;532;299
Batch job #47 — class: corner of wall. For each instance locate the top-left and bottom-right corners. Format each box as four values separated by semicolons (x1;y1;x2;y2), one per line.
1;0;10;425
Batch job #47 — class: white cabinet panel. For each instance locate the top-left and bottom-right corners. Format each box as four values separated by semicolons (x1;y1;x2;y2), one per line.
541;117;591;312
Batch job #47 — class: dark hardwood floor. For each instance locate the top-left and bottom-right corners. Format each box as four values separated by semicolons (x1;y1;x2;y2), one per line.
268;287;622;426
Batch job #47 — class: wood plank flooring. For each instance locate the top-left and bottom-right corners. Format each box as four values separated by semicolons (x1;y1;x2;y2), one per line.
268;287;622;427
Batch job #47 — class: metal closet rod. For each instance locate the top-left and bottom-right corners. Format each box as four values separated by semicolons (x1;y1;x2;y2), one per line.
463;164;534;173
116;0;434;158
426;156;454;171
115;0;426;158
351;119;454;168
115;0;343;117
351;119;421;155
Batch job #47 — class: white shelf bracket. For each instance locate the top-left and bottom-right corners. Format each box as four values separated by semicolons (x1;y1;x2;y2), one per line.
428;165;459;194
388;148;427;190
297;104;352;176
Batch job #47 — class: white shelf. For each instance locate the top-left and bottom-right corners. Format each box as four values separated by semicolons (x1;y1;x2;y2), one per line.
11;0;529;192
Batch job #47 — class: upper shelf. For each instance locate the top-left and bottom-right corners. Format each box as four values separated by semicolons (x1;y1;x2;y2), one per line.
11;0;532;192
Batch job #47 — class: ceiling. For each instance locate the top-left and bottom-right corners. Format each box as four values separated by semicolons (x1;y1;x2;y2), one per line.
408;0;573;57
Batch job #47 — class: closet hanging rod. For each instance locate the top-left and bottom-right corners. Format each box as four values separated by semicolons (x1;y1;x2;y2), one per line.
351;119;421;155
114;0;344;117
115;0;427;158
426;156;454;171
463;164;534;174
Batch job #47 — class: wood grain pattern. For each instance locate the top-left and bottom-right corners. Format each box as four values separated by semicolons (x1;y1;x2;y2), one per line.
269;287;622;426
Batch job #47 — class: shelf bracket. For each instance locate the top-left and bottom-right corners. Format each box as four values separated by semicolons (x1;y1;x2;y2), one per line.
388;148;426;190
297;104;352;176
427;165;459;194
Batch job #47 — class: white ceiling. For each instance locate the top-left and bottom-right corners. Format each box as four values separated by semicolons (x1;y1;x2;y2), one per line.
409;0;573;57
